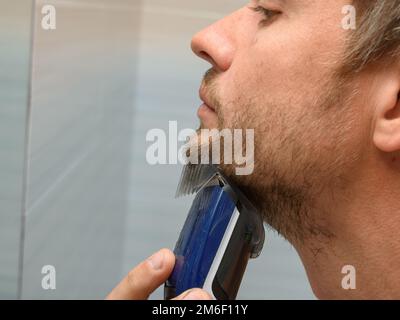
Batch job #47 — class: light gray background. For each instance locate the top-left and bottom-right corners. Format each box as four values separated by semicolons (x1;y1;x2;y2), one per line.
0;0;33;299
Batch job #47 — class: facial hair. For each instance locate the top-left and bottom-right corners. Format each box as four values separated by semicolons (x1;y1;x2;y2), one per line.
195;68;359;245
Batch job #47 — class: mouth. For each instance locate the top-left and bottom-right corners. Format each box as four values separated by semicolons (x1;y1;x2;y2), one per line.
199;86;216;112
197;88;218;128
197;103;215;115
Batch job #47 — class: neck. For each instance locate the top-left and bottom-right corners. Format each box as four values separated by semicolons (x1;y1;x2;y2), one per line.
294;151;400;299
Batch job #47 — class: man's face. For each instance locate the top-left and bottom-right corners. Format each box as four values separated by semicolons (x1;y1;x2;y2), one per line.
191;0;368;243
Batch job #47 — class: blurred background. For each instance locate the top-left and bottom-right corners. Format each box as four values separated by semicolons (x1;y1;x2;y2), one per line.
0;0;314;299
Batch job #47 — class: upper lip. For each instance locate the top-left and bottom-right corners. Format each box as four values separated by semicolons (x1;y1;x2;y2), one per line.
199;85;215;111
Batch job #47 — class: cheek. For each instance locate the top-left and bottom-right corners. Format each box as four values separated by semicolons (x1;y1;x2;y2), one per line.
218;55;305;131
229;21;345;107
217;17;347;127
219;48;314;121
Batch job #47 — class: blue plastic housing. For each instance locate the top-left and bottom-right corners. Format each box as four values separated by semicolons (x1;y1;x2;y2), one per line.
167;185;236;296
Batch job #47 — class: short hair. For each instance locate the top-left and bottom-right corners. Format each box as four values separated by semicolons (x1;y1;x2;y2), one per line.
342;0;400;75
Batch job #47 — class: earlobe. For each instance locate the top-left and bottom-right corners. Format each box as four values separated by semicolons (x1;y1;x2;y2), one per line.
373;91;400;153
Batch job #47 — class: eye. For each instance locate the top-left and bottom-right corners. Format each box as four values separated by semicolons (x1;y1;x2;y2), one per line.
250;5;281;25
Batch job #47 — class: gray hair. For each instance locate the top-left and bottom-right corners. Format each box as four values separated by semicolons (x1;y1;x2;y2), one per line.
342;0;400;75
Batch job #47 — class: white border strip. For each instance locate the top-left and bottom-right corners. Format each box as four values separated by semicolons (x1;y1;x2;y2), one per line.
202;208;240;300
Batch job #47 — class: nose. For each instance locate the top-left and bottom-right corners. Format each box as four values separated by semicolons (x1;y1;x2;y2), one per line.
191;14;237;72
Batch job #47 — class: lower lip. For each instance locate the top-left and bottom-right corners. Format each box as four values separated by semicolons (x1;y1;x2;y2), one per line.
197;103;216;118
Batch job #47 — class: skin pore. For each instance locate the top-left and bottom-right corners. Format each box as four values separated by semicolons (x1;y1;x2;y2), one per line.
191;0;400;299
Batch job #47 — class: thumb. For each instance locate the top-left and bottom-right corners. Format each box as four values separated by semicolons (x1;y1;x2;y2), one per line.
172;288;213;300
106;248;175;300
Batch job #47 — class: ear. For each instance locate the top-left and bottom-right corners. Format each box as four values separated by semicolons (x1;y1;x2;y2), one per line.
373;67;400;153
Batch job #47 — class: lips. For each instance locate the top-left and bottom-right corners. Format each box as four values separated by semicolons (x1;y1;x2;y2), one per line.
199;86;216;112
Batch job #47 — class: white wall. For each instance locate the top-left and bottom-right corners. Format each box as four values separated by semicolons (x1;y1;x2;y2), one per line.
20;0;140;299
0;0;33;299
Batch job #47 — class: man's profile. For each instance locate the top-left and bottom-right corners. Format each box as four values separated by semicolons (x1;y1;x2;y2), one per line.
108;0;400;300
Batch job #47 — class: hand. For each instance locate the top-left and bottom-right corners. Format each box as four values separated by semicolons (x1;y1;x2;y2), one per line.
106;248;212;300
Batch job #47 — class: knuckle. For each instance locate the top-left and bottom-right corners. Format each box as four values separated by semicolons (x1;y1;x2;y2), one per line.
194;289;211;299
177;288;212;300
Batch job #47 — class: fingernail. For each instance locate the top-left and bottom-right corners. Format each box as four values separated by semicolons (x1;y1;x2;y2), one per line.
148;250;164;270
182;289;208;300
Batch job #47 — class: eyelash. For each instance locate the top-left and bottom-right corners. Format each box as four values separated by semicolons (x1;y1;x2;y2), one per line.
250;6;280;25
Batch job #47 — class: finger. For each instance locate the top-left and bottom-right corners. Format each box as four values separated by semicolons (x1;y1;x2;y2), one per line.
172;288;213;300
106;248;175;300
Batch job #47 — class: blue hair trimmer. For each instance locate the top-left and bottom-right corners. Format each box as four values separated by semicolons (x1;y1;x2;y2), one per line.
164;164;265;300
